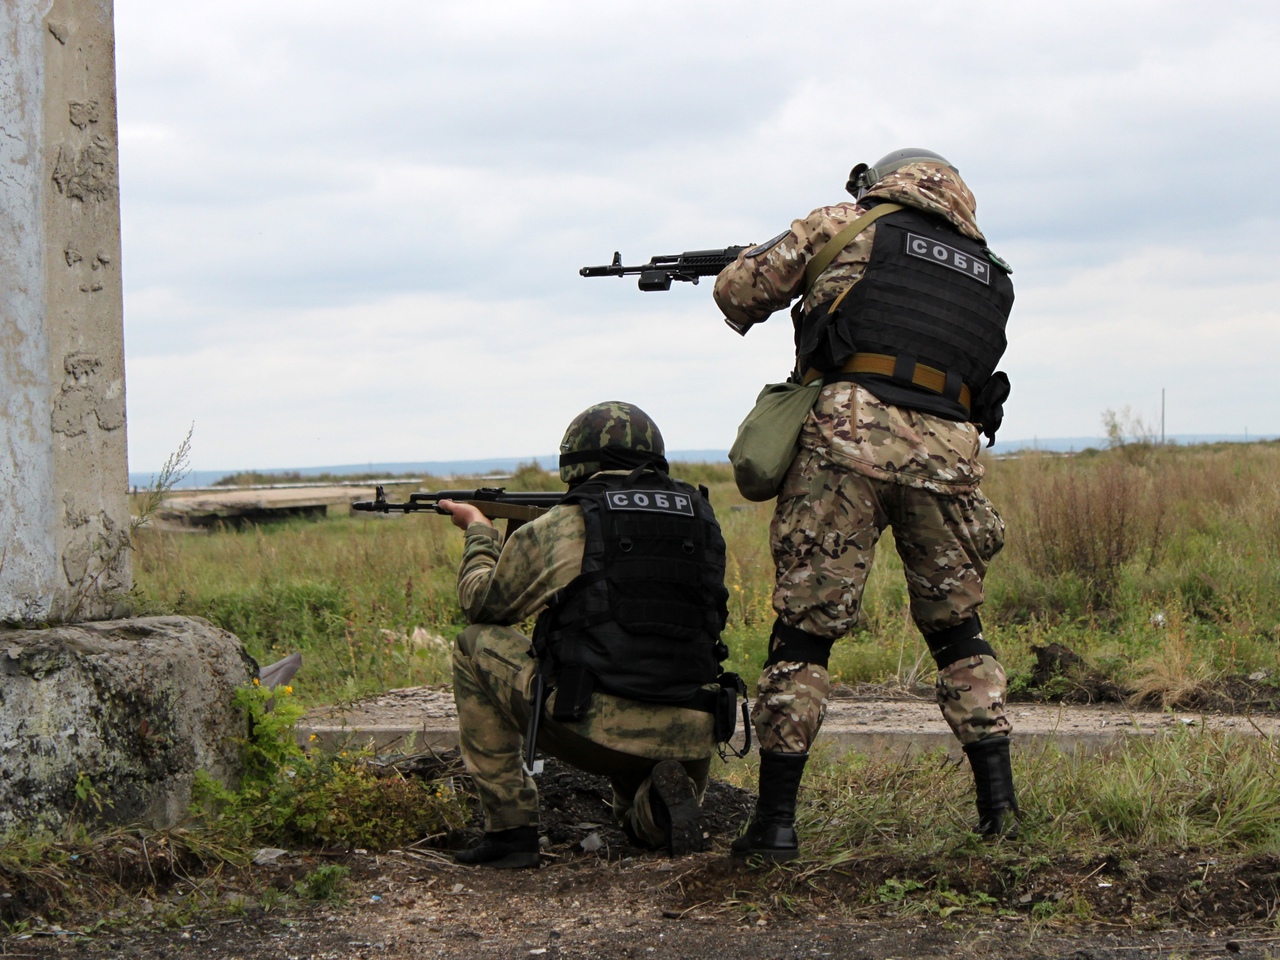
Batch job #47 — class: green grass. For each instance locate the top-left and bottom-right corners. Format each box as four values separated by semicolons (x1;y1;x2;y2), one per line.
129;444;1280;707
711;727;1280;923
10;444;1279;930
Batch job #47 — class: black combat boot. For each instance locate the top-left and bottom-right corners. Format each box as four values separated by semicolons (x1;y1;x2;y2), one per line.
454;825;541;869
730;750;807;862
963;736;1019;839
648;759;708;856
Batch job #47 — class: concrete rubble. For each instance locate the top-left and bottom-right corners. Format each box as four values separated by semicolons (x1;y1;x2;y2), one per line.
0;616;256;830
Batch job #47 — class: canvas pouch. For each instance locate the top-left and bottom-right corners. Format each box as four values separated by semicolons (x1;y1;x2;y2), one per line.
728;378;823;501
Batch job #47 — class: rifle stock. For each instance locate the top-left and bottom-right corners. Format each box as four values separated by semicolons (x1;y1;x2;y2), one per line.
352;486;563;522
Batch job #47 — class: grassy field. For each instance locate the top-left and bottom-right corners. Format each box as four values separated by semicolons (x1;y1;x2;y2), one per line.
130;442;1280;710
6;442;1280;931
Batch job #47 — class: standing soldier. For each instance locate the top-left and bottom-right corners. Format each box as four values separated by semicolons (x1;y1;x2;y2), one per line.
440;402;733;868
715;149;1017;860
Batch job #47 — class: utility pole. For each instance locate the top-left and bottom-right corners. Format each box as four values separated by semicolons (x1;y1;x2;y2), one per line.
1161;389;1166;445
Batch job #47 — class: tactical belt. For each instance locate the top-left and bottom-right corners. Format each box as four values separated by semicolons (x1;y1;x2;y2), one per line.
804;352;971;414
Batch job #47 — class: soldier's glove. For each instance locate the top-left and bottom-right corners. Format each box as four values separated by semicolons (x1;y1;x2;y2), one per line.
972;372;1011;448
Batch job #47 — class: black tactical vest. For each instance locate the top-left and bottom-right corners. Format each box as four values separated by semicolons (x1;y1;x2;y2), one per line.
536;466;730;717
795;205;1014;412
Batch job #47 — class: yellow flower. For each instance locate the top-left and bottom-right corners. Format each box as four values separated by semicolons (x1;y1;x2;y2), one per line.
308;734;317;742
252;678;260;686
284;685;293;695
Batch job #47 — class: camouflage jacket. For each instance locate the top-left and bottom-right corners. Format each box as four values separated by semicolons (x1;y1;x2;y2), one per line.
712;161;985;327
715;162;989;492
457;492;716;759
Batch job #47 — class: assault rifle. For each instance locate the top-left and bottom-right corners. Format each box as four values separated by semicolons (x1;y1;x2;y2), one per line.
579;246;747;292
580;246;756;335
352;485;563;526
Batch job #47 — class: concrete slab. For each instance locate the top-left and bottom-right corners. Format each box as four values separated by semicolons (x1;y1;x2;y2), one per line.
300;686;1280;758
155;486;378;528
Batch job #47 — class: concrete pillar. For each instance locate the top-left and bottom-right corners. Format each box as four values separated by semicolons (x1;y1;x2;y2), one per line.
1;0;129;623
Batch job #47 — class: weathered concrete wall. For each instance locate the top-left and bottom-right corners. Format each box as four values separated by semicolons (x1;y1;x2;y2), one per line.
0;616;255;830
0;0;129;624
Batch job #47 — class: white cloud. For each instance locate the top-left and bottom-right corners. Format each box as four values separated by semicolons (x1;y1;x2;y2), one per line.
114;0;1280;471
124;287;797;469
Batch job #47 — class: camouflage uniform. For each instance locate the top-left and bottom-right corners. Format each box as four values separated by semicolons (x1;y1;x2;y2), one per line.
714;162;1011;753
452;498;715;845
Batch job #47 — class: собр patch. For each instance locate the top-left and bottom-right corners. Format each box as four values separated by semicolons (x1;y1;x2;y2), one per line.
905;233;990;284
604;490;695;516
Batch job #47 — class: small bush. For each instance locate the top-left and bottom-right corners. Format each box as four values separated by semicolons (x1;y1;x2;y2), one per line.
194;681;467;852
295;864;350;902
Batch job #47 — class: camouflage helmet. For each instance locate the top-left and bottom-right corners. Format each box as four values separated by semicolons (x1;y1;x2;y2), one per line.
558;401;665;484
846;148;957;199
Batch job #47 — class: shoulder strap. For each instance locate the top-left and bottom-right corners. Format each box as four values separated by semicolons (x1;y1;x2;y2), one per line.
802;202;903;297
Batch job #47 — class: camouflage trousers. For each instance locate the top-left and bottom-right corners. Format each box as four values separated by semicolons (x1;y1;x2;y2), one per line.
452;624;711;844
753;446;1011;752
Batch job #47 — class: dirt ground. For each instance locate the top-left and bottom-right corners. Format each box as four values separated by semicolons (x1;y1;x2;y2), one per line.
10;753;1280;960
11;678;1280;959
301;681;1280;758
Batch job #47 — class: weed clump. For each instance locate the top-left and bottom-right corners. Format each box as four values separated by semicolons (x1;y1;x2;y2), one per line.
0;678;466;932
193;680;467;852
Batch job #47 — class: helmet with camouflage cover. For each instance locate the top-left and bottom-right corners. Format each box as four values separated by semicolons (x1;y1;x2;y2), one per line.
558;401;666;484
846;148;957;199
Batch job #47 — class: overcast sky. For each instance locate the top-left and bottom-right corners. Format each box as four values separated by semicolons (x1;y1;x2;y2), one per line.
115;0;1280;473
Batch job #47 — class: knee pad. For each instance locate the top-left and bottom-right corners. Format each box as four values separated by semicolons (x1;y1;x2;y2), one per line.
924;614;996;669
764;620;836;669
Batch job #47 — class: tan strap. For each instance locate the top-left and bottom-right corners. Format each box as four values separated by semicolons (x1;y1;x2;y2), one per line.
802;202;903;296
802;352;971;410
842;353;971;412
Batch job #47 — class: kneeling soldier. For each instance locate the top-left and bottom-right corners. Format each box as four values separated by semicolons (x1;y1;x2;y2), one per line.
442;402;732;868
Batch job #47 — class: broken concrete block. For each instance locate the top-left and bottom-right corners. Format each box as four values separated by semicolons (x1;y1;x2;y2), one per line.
0;616;256;831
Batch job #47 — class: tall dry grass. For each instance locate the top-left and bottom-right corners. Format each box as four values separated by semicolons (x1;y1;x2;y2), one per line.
130;443;1280;704
133;510;465;703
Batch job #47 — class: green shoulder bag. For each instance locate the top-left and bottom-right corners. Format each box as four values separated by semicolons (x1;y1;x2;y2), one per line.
728;378;822;501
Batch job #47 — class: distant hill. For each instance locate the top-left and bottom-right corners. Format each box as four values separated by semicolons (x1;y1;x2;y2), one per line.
998;433;1279;454
128;437;1278;490
128;450;732;490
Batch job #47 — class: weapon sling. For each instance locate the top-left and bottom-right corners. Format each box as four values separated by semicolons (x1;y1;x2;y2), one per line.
801;202;903;296
522;592;562;776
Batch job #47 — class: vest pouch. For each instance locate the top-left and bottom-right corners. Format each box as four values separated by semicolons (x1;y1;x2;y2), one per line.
611;577;707;640
729;379;823;501
550;663;594;722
